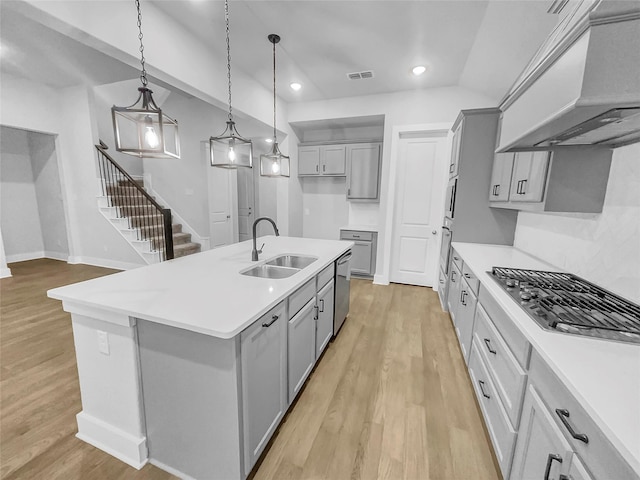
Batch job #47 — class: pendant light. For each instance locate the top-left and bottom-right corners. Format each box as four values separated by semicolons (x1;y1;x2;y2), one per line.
210;0;252;168
260;34;290;177
111;0;180;159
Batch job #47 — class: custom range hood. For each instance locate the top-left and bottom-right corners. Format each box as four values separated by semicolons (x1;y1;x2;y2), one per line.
498;1;640;151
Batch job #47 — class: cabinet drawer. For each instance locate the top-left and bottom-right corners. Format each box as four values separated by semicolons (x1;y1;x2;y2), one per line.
473;304;527;429
289;278;316;318
529;351;637;480
468;342;517;478
478;285;531;369
451;249;463;271
317;263;335;290
340;230;373;241
461;264;480;296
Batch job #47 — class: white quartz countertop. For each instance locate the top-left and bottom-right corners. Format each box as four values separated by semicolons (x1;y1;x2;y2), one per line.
340;225;379;233
48;236;352;339
452;242;640;475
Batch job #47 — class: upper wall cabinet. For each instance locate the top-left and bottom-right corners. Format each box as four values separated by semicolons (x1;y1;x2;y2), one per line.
346;143;382;202
489;148;612;213
298;145;346;176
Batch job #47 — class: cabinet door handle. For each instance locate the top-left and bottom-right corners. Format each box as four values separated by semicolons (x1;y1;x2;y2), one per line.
478;380;490;399
544;454;563;480
484;338;497;354
555;409;589;443
347;188;351;197
323;164;326;172
460;290;467;306
521;179;527;194
451;271;456;283
262;314;279;328
464;273;471;279
314;305;319;320
319;299;325;313
316;164;319;172
352;234;360;238
449;163;454;173
495;184;500;196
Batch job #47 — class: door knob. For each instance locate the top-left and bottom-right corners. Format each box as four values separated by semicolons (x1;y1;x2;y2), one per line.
432;230;437;235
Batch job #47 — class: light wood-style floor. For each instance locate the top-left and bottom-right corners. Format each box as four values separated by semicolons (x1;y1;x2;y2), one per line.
1;259;499;480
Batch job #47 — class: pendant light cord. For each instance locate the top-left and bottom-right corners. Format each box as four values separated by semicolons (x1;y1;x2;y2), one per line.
225;0;233;122
135;0;148;87
272;39;277;142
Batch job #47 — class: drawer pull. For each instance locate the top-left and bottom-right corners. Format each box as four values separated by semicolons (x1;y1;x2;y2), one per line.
483;338;497;354
319;299;325;313
544;453;563;480
478;380;490;399
262;315;279;328
555;409;589;444
464;273;471;279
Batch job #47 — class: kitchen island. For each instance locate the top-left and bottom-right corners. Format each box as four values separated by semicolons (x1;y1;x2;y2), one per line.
48;236;352;480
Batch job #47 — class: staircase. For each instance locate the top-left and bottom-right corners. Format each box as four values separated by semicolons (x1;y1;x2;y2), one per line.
95;143;201;264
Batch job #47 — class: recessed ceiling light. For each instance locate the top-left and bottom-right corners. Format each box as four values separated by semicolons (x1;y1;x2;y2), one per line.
290;82;302;91
412;65;427;76
265;138;273;143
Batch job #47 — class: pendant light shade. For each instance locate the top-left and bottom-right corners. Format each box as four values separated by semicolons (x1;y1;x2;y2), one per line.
211;0;252;169
260;34;290;177
111;0;180;159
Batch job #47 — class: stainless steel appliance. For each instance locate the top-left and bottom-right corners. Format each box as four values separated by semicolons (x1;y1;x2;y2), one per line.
334;250;352;335
444;178;457;219
489;267;640;344
439;218;453;275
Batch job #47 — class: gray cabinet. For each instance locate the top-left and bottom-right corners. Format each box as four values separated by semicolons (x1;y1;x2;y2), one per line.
347;143;381;201
316;280;334;358
447;262;462;323
510;385;573;480
288;299;316;403
454;275;478;363
509;151;550;203
490;148;612;213
241;302;287;474
298;145;346;176
340;229;377;277
489;152;515;202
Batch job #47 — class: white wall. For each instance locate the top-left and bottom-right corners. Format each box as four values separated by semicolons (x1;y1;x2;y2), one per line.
514;143;640;303
30;131;70;259
1;73;145;269
0;127;45;260
288;86;496;279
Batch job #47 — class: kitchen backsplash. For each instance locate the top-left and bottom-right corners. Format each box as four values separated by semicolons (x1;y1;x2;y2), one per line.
514;143;640;303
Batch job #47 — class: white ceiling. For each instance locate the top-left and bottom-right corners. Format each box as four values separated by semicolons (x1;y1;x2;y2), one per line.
152;0;559;103
0;0;558;106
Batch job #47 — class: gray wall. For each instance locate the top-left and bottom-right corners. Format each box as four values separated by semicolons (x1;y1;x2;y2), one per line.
0;126;69;261
30;132;69;257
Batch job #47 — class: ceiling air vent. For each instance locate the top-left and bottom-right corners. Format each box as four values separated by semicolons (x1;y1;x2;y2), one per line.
347;70;375;80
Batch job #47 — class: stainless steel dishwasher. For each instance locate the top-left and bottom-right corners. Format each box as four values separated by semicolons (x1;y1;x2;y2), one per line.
334;250;352;335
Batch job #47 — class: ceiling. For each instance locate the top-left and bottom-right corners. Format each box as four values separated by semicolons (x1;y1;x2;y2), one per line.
0;1;558;107
152;0;559;103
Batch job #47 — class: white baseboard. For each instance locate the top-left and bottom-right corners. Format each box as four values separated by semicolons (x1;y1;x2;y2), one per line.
6;250;45;263
149;458;197;480
45;251;69;262
373;273;389;285
76;412;148;470
67;256;144;271
6;251;69;264
1;267;12;278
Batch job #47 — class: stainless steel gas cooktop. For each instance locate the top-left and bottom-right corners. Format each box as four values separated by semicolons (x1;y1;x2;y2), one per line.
489;267;640;344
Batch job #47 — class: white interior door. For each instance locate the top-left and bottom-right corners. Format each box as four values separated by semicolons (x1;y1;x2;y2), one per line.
208;165;234;249
237;167;255;242
390;134;447;286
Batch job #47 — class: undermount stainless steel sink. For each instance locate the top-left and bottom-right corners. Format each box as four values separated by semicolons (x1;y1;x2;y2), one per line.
240;264;298;279
265;255;318;269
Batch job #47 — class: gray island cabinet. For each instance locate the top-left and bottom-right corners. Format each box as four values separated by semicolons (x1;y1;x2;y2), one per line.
48;236;352;480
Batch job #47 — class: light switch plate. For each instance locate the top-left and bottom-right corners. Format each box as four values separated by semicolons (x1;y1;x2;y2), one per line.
97;330;110;355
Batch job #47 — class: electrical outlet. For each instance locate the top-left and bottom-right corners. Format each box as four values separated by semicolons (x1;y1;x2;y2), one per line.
97;330;110;355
